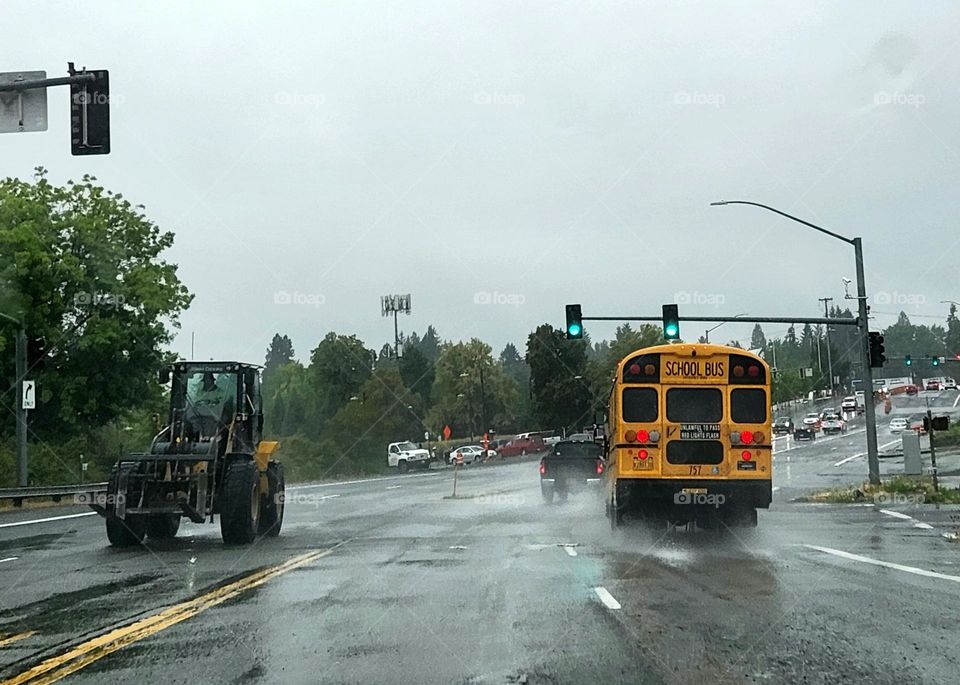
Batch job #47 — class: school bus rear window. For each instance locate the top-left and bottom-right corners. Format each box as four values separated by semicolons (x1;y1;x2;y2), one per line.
666;387;722;423
731;388;767;423
622;387;658;422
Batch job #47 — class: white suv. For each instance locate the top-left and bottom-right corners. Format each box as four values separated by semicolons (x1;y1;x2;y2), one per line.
387;441;432;473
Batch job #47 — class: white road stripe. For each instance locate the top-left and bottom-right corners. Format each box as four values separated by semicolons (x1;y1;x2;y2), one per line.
804;544;960;583
316;494;340;500
0;556;18;564
290;471;440;490
879;509;912;521
563;546;578;557
834;452;865;467
772;486;781;493
594;586;621;609
880;508;936;531
0;512;97;529
954;393;960;409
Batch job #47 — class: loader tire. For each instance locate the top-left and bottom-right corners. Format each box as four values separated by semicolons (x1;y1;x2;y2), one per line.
258;462;285;537
220;460;260;544
146;514;181;540
106;516;146;547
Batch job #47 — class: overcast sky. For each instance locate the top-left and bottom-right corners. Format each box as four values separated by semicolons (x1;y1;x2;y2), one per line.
4;1;959;363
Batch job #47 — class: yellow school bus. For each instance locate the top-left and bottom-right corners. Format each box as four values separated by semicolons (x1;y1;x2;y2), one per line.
605;343;772;528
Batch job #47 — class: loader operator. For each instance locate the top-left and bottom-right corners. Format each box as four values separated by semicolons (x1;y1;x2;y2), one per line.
195;372;228;407
188;372;235;440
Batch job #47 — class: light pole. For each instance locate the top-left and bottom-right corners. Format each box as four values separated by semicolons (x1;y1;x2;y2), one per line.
711;200;880;485
1;312;27;486
704;312;747;343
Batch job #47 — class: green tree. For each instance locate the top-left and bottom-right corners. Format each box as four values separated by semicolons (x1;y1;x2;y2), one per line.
305;333;374;436
0;169;192;441
399;342;434;406
427;339;506;438
318;367;423;475
263;361;311;437
263;333;295;386
750;324;767;351
417;325;442;362
945;304;960;357
526;324;590;432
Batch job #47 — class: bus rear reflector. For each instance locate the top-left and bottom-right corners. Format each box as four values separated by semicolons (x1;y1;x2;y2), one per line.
741;451;752;461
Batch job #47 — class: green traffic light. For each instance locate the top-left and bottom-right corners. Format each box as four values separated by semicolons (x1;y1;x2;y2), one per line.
665;324;678;337
568;323;582;337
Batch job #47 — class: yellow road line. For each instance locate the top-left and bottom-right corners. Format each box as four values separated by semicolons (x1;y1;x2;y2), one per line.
0;631;36;648
1;549;332;685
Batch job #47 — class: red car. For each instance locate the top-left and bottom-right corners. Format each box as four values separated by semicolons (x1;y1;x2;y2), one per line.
498;434;546;457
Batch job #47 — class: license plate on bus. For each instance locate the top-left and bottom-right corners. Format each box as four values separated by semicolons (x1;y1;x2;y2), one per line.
679;423;720;440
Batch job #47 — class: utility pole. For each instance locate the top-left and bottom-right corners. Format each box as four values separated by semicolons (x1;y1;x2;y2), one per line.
819;297;835;397
15;327;27;486
854;239;880;485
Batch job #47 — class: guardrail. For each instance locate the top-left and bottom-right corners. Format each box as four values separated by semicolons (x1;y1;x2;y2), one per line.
0;482;107;507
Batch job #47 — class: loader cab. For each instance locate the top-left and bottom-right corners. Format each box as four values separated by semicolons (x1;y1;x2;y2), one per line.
160;361;264;455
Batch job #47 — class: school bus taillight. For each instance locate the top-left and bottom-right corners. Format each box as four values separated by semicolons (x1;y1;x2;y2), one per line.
596;460;604;474
638;449;649;460
742;451;752;461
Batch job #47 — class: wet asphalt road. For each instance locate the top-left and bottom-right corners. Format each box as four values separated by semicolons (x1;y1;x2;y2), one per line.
1;396;959;684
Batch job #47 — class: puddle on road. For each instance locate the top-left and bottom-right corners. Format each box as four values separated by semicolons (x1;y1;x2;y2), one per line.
0;531;76;553
0;573;164;636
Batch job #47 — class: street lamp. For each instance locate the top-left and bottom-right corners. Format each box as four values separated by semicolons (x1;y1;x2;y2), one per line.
711;200;881;485
704;312;747;343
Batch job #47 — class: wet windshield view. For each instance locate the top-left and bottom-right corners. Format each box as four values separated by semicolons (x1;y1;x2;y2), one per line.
3;3;960;684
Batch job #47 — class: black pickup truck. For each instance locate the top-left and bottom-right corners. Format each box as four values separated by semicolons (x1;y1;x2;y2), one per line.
539;439;604;503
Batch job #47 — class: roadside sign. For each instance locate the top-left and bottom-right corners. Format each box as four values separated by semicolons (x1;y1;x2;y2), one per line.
21;380;36;409
424;431;430;441
0;71;48;133
443;424;452;440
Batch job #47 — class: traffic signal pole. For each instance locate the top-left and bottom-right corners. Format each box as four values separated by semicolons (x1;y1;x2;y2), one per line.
855;238;881;485
15;327;27;486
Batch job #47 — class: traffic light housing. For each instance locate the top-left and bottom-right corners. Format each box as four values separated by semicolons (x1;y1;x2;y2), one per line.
27;336;46;371
662;304;680;340
70;69;111;156
932;355;941;367
868;332;885;368
904;355;912;366
924;415;949;432
565;304;583;339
